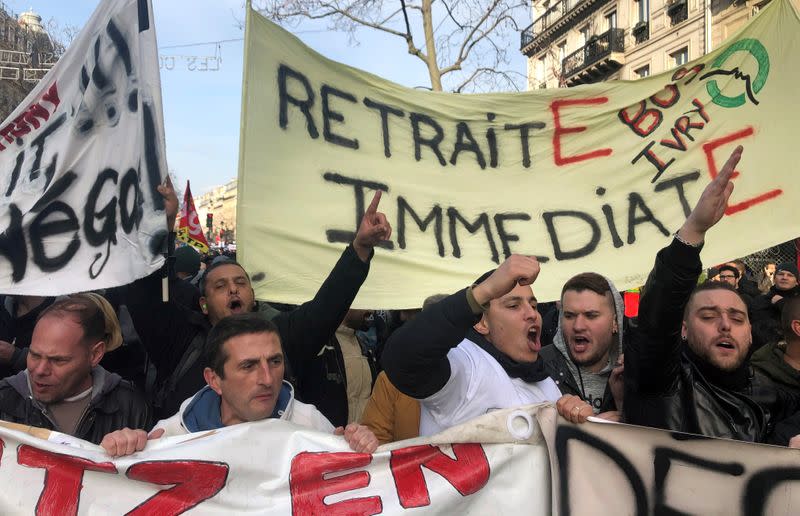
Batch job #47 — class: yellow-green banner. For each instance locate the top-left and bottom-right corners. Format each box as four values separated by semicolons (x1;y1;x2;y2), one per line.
238;0;800;308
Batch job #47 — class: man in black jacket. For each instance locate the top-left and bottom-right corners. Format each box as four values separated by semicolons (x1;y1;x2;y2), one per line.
0;294;150;444
124;182;391;420
625;146;798;442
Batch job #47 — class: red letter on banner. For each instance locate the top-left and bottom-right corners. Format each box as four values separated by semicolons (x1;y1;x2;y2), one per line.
551;98;613;166
17;445;117;516
389;443;490;508
126;460;229;515
702;126;782;215
290;452;381;515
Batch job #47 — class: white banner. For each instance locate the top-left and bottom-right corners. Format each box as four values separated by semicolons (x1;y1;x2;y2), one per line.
1;405;799;514
0;0;168;295
0;408;551;515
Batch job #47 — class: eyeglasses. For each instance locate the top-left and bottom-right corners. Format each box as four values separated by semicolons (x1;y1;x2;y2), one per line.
719;275;737;279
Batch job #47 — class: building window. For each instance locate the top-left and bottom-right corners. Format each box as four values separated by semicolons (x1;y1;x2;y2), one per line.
605;11;617;31
580;25;589;46
636;0;650;22
634;65;650;79
670;47;689;67
536;56;546;86
558;40;566;65
667;0;688;25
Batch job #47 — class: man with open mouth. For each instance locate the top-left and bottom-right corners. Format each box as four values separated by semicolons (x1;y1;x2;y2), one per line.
625;146;800;443
123;182;392;422
0;294;150;444
541;272;625;417
381;254;574;436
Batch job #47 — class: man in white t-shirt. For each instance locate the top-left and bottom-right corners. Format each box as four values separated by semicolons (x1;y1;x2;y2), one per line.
382;255;591;435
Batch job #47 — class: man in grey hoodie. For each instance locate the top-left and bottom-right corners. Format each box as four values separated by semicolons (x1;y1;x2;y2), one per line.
541;273;625;415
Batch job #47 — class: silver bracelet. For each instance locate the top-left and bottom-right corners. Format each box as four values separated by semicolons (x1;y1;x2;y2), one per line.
673;231;703;248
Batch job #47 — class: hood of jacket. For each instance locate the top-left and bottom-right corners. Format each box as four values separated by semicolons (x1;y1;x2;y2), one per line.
180;380;294;433
552;276;625;380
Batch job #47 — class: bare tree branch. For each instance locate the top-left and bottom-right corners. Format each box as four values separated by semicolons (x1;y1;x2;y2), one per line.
253;0;529;92
441;0;465;29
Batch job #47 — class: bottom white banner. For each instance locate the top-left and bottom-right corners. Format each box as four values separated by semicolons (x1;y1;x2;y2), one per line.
0;405;798;514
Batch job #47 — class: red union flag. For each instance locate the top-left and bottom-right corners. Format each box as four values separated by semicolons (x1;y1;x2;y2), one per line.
177;181;210;253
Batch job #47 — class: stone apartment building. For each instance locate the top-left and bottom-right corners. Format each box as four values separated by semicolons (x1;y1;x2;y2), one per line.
520;0;797;88
0;4;57;121
519;0;799;273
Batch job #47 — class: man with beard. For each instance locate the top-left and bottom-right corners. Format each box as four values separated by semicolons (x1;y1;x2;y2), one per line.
727;260;760;297
382;255;580;436
123;181;391;420
541;273;625;415
624;146;800;442
751;262;800;349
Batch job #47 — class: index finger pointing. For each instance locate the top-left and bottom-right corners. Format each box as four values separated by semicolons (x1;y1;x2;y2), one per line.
365;190;382;215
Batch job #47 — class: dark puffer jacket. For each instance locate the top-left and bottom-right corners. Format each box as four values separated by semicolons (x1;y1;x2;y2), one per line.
0;367;151;444
624;238;799;442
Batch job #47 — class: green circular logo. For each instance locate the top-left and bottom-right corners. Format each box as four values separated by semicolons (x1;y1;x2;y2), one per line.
705;38;770;108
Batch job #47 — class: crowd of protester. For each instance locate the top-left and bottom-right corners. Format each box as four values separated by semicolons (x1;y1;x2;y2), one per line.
2;145;800;460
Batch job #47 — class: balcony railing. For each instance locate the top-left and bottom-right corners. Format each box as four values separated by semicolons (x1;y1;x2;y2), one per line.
562;28;625;79
632;21;649;44
520;0;582;49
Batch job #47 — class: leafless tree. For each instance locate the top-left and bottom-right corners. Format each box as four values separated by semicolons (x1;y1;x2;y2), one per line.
253;0;531;92
44;17;80;57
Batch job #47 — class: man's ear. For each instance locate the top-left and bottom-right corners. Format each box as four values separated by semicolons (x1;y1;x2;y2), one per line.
612;319;619;334
200;296;208;314
89;341;105;367
681;321;688;341
474;314;490;336
204;367;222;395
792;320;800;339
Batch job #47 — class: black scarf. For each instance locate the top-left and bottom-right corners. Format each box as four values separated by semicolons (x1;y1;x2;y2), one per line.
467;329;550;383
684;346;750;391
769;284;800;298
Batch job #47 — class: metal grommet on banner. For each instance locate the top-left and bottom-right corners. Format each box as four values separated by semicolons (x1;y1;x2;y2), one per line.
506;410;534;440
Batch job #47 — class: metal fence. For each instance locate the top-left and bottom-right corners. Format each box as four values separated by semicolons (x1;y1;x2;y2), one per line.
739;240;799;276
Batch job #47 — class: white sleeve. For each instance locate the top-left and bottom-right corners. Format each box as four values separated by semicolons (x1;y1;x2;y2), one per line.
420;344;478;425
289;401;336;433
152;413;186;437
